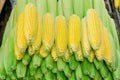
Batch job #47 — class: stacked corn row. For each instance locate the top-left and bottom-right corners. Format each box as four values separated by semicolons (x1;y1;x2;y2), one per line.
0;0;120;80
114;0;120;11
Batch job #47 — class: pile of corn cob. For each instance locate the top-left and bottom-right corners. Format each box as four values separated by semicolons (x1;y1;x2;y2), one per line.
0;0;120;80
114;0;120;11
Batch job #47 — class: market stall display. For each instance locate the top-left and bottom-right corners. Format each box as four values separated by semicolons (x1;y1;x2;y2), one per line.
0;0;120;80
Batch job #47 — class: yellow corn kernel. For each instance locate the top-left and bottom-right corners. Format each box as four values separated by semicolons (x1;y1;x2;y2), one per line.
103;26;113;63
56;15;67;56
88;50;95;62
28;46;34;56
95;20;104;61
81;18;91;57
114;0;119;8
43;13;54;52
51;45;58;61
24;3;37;45
75;43;83;61
16;12;27;53
87;9;101;50
32;13;42;52
39;46;49;58
68;15;81;52
63;49;71;62
14;43;25;60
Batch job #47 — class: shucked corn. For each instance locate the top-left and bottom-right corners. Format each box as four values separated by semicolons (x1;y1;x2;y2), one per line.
0;1;119;80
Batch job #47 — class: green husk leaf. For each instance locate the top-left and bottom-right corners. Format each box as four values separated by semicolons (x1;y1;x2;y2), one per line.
69;55;78;70
16;62;26;78
45;54;54;70
22;53;31;66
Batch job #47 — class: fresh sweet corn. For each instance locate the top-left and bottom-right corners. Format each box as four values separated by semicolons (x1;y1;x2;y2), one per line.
14;43;25;60
24;3;37;45
43;13;54;52
88;50;95;63
114;0;119;8
63;48;71;62
31;13;42;52
51;45;58;61
95;20;104;61
75;43;83;61
81;18;91;57
103;26;113;64
39;46;49;58
68;15;81;53
87;9;101;50
56;15;67;56
16;12;27;53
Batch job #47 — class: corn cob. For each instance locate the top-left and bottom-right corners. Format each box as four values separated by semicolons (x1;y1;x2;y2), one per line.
106;33;118;72
43;13;54;52
63;48;71;62
24;3;37;45
68;15;81;52
31;13;42;53
16;12;27;53
16;62;26;78
14;43;25;60
87;9;101;50
94;20;104;61
102;26;113;64
88;50;95;63
75;43;83;61
39;46;49;58
56;15;67;56
81;18;91;57
51;45;58;61
114;0;119;8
